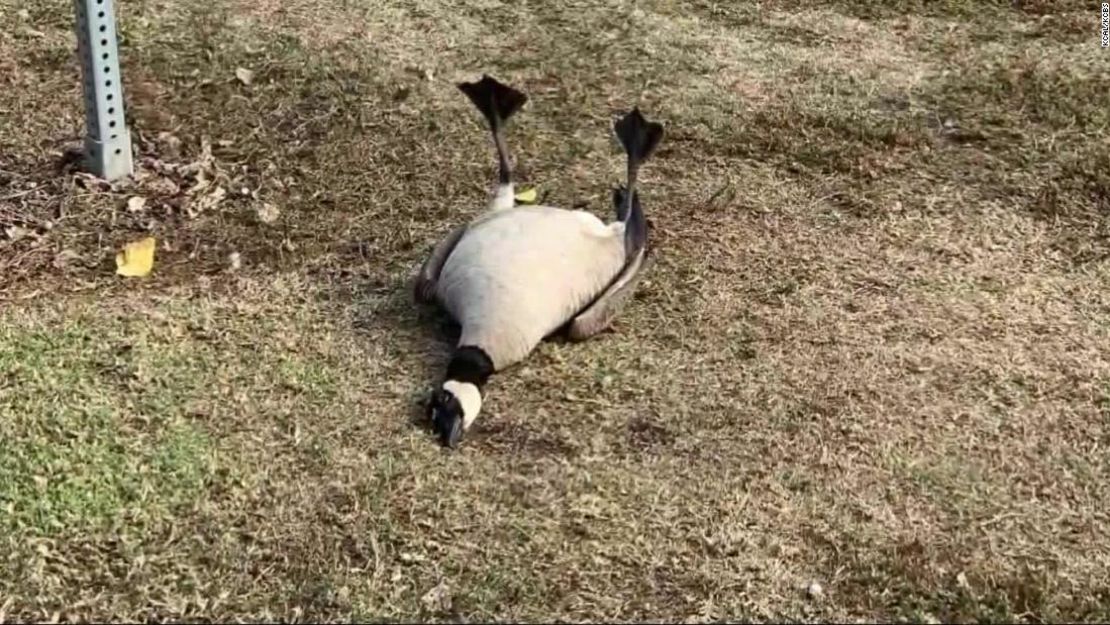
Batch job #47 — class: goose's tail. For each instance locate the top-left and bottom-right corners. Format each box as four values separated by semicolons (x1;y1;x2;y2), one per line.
457;75;528;210
613;108;663;252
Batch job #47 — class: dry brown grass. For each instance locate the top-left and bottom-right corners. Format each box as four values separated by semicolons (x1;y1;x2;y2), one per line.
2;0;1109;622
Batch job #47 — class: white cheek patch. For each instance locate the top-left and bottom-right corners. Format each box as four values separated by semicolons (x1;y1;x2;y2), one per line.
442;380;483;428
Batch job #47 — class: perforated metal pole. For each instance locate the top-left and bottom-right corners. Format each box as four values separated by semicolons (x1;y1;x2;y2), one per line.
73;0;133;181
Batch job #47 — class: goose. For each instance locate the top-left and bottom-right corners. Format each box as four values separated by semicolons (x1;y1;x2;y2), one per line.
413;74;664;448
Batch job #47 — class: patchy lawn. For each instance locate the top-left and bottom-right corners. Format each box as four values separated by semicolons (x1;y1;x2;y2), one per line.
2;0;1109;621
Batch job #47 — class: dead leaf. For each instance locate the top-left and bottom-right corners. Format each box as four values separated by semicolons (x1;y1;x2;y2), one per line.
155;132;182;158
5;226;30;241
116;237;156;277
420;582;451;613
186;186;226;217
73;172;112;192
256;203;280;224
398;552;425;564
143;177;180;195
127;196;147;213
235;67;255;86
53;249;82;270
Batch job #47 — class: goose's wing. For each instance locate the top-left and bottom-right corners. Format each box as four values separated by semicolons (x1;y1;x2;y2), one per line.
565;246;652;341
565;186;652;341
414;224;468;304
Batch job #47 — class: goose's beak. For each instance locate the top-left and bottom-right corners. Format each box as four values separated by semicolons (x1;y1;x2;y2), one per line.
433;408;465;449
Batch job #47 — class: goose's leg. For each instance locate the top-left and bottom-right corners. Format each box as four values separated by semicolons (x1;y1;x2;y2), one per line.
568;108;664;340
414;76;526;304
457;75;528;212
413;223;467;305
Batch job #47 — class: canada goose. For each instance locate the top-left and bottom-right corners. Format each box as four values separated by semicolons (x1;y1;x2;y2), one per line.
414;74;664;448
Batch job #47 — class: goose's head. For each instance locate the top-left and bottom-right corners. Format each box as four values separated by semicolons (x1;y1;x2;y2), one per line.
428;380;482;449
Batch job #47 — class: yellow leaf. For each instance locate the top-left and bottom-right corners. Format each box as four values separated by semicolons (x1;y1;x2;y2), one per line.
115;237;156;277
514;187;537;204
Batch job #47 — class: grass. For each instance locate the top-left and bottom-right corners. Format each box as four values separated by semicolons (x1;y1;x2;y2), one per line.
2;0;1110;621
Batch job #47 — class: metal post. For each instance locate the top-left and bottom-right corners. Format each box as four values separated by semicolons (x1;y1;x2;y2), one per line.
73;0;133;181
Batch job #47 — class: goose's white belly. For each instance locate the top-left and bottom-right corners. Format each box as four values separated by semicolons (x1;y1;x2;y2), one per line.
436;206;627;369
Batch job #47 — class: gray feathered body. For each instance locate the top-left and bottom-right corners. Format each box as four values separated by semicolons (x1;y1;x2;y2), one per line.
434;205;628;370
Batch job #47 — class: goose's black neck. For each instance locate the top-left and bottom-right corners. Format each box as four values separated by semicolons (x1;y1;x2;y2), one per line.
446;346;494;388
